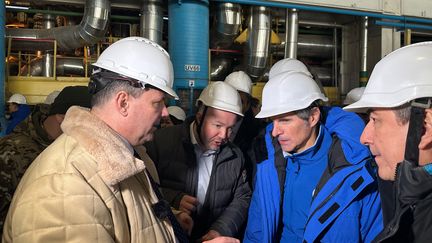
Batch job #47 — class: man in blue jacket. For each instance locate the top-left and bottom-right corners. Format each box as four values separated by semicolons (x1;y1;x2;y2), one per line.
4;93;31;135
244;70;383;243
345;42;432;242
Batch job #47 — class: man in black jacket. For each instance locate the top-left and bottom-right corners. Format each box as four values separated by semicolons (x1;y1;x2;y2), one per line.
146;82;251;242
344;41;432;243
224;71;267;187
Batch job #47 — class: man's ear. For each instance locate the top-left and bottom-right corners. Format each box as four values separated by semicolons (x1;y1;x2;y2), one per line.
114;91;129;116
419;108;432;150
308;107;321;127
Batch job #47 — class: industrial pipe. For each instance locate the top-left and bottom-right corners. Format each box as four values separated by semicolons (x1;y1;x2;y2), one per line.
375;20;432;31
246;5;271;80
211;2;242;48
213;0;432;25
6;6;138;21
140;0;164;45
285;9;298;58
360;16;368;87
6;0;111;50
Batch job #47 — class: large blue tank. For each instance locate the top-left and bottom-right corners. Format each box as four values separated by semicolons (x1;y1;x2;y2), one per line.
168;0;209;114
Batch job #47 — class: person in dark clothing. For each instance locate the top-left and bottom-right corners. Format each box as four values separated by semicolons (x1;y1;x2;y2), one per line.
0;86;92;233
160;105;186;128
224;71;267;187
345;41;432;243
146;81;252;242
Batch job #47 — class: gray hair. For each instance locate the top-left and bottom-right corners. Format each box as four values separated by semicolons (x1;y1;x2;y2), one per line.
91;77;147;108
295;101;321;122
393;103;411;125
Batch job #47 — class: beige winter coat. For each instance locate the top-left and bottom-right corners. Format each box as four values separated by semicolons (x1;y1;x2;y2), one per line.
2;106;176;243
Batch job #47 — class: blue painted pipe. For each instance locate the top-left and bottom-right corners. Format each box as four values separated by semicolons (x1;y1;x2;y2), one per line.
0;1;6;137
169;0;209;113
212;0;432;25
375;20;432;31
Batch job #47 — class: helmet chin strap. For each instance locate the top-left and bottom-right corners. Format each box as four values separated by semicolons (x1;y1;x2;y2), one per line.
195;105;208;143
404;98;432;165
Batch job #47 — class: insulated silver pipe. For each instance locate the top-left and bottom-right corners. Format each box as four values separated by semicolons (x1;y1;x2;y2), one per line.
360;16;368;86
140;0;164;45
43;14;54;77
21;58;86;76
272;34;335;58
210;56;232;80
246;5;271;80
43;14;56;29
6;0;111;50
211;2;242;48
286;9;298;58
43;53;53;77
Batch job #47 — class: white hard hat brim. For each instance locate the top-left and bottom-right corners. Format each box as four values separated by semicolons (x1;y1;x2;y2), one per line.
213;105;244;117
255;97;328;119
344;85;432;113
93;63;179;100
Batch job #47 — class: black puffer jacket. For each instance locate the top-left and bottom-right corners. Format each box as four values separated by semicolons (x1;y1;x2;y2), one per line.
375;160;432;243
232;108;268;188
145;117;252;240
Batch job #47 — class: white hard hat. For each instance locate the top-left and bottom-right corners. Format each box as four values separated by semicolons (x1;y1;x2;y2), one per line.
224;71;252;95
268;58;313;79
44;90;61;105
343;87;365;105
197;81;243;117
344;41;432;112
93;36;178;99
256;71;328;118
167;106;186;121
7;93;27;104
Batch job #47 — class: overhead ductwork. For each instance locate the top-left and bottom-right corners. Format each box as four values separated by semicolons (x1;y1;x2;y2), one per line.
272;34;335;58
210;2;241;80
210;55;232;80
211;2;241;49
20;57;87;76
6;0;111;51
140;0;164;45
245;6;271;80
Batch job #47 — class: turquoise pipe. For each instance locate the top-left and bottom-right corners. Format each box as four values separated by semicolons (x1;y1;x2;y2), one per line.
375;20;432;31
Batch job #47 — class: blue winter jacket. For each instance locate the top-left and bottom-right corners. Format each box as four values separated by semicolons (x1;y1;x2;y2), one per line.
6;104;31;135
244;106;383;243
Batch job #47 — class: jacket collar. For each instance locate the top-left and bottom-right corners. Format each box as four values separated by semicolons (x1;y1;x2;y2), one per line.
283;125;329;163
61;106;146;186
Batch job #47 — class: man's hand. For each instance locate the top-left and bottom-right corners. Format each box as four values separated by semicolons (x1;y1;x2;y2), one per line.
203;236;240;243
179;195;198;215
175;211;194;235
200;230;221;242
